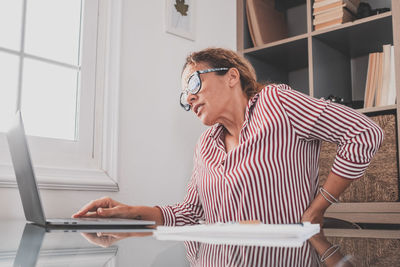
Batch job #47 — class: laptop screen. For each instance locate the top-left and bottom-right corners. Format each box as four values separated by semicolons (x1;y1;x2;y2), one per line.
6;111;47;225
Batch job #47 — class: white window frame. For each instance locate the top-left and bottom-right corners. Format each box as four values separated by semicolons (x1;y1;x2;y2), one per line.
0;0;122;191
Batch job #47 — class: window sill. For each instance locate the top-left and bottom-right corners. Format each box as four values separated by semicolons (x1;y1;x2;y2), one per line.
0;163;118;191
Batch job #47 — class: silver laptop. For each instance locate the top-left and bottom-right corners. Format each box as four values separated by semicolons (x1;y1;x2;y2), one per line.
6;111;155;228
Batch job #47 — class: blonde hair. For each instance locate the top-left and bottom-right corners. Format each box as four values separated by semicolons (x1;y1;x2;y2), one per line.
183;47;266;98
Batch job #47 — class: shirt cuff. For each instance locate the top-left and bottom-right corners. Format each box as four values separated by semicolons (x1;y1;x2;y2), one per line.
331;154;371;179
156;205;176;226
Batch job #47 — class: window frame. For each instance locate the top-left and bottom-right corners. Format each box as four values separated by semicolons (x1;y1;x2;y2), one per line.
0;0;122;191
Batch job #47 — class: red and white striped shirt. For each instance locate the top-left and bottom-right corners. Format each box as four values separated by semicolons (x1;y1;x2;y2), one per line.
159;84;384;225
184;241;318;267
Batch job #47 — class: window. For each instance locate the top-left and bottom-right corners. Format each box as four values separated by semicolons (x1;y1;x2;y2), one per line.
0;0;122;191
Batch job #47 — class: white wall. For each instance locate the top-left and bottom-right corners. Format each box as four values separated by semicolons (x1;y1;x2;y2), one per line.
0;0;236;220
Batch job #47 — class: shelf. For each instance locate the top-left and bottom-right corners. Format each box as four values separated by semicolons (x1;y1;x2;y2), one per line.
356;105;397;114
244;35;308;71
312;12;393;58
244;33;308;53
238;0;400;215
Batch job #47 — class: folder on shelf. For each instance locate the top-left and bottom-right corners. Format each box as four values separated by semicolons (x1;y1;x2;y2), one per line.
376;44;392;106
375;52;384;107
246;0;288;47
387;45;397;105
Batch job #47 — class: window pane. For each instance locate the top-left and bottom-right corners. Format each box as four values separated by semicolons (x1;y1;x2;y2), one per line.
0;52;19;132
25;0;82;65
0;0;23;50
21;58;78;140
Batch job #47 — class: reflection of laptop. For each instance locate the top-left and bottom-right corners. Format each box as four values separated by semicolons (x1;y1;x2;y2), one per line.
13;223;119;267
6;111;155;228
13;224;45;267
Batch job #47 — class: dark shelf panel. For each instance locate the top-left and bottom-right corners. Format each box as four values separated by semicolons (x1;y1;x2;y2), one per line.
244;37;308;71
312;13;393;58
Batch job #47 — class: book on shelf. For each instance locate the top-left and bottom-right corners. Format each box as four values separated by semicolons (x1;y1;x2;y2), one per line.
246;0;288;47
313;0;359;15
313;7;352;25
364;45;397;108
364;53;377;108
313;0;360;9
314;8;354;30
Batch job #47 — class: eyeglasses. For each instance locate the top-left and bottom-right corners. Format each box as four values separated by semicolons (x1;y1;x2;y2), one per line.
180;67;229;111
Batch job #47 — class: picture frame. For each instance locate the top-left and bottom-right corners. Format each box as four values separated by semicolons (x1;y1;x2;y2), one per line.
165;0;195;41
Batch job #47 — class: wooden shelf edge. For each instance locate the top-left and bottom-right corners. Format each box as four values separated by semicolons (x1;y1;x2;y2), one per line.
323;228;400;238
326;202;400;213
243;33;309;54
311;11;392;36
324;212;400;224
356;104;397;114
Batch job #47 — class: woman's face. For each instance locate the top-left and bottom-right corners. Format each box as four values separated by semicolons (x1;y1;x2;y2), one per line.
181;63;231;126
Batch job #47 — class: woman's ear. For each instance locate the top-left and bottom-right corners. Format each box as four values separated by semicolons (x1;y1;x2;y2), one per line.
227;67;240;88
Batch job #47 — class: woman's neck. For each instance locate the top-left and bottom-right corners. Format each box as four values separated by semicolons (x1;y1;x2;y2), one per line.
219;91;248;140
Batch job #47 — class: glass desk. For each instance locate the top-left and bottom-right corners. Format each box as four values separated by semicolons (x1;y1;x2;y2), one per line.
1;220;399;267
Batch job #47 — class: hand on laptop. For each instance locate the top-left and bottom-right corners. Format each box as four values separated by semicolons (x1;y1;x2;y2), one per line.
73;197;164;225
72;197;133;219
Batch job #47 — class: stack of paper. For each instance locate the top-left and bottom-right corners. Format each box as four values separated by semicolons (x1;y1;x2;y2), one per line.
154;222;320;247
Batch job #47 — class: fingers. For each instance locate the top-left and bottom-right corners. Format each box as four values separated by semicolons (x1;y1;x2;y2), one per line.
81;233;114;248
72;197;115;218
97;232;153;238
96;207;120;217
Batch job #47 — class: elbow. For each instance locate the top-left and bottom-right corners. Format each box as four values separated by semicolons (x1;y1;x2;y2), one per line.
369;124;384;155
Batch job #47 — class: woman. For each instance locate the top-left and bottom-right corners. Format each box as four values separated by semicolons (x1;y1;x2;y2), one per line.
73;48;383;226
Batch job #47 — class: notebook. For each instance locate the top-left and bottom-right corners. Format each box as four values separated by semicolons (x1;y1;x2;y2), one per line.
154;222;320;247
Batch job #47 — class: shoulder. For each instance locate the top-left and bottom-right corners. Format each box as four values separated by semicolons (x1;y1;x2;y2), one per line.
254;83;293;106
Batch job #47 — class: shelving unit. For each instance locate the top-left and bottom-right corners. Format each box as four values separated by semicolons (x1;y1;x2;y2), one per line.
237;0;400;223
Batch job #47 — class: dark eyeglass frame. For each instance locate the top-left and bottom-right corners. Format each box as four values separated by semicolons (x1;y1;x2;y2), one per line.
180;67;229;111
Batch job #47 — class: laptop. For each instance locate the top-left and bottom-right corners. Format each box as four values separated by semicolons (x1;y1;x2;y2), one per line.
6;111;155;228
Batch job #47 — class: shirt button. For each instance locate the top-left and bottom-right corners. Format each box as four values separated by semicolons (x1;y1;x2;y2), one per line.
221;160;225;166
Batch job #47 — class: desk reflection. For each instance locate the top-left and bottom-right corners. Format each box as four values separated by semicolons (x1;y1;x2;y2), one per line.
11;223;361;267
85;229;355;267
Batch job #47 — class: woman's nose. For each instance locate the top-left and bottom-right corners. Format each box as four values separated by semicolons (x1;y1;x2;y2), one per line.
186;93;197;107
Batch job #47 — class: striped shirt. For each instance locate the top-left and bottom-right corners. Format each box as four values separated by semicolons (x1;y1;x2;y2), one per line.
184;241;318;267
159;84;384;225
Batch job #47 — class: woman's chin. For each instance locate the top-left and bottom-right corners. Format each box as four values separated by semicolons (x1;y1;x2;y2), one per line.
198;113;215;126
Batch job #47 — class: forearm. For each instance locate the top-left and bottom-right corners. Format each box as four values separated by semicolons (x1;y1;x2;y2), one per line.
310;171;352;214
309;233;351;267
130;206;164;225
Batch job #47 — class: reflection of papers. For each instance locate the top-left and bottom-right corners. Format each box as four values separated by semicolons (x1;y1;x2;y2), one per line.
154;222;320;247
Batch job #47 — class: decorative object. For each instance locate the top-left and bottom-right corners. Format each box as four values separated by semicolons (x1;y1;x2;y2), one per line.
165;0;195;41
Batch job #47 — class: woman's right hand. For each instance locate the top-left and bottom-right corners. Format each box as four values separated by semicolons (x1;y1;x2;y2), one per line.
72;197;133;218
81;231;153;248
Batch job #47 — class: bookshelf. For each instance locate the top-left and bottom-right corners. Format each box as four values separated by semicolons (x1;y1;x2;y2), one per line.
237;0;400;224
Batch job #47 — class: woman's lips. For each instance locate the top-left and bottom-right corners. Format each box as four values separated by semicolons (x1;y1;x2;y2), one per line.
194;104;204;115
